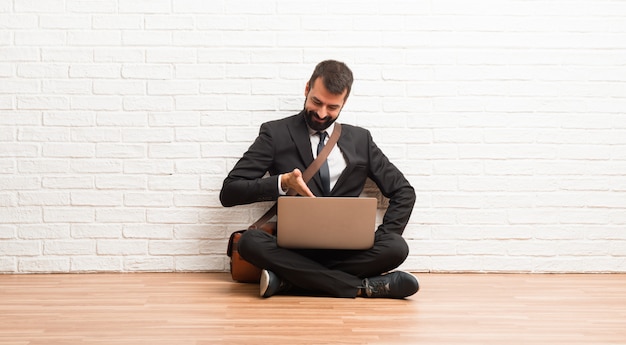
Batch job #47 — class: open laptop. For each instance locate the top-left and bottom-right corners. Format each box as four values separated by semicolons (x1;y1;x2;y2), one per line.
276;196;377;250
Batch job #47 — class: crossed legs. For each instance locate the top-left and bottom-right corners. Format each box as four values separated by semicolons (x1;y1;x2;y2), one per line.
237;229;409;298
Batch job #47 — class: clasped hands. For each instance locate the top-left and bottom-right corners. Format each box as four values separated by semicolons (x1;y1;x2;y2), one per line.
280;168;315;197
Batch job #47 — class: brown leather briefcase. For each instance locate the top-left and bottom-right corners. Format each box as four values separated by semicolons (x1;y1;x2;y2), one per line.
227;222;276;283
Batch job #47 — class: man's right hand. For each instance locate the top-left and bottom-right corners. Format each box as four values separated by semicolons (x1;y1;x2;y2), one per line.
280;168;315;197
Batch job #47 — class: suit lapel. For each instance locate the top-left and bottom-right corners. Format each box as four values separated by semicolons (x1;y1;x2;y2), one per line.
287;111;315;167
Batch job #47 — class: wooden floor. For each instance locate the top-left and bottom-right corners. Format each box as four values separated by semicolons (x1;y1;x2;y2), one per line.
1;273;625;345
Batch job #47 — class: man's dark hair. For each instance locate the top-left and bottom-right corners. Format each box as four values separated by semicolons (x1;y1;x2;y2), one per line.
308;60;354;101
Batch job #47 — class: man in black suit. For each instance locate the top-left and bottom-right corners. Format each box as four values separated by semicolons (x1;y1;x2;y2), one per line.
220;60;418;299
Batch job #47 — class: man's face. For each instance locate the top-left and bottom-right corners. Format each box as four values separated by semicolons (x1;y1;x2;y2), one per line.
303;77;347;131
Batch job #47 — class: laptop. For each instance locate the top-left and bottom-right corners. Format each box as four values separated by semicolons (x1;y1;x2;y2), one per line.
276;196;377;250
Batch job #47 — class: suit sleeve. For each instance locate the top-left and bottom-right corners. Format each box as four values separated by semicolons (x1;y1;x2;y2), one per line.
366;131;416;235
220;123;280;207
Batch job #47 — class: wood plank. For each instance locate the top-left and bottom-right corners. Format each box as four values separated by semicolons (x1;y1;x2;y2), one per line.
1;273;625;344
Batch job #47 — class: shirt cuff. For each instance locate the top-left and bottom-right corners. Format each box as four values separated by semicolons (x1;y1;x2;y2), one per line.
277;174;287;196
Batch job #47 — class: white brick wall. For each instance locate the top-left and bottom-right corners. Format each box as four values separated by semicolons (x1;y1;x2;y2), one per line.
1;0;625;273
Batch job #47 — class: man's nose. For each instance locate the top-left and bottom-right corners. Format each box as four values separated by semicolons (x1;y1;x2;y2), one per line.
317;107;329;118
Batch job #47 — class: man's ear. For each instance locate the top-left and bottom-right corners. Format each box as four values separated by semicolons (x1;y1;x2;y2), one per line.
304;82;310;96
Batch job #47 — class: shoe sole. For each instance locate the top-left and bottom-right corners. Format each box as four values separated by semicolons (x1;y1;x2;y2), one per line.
259;270;270;297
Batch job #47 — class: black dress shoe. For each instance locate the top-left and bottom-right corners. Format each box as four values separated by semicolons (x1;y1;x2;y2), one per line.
260;269;291;298
362;271;419;299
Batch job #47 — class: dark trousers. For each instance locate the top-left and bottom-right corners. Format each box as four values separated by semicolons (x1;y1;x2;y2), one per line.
237;229;409;298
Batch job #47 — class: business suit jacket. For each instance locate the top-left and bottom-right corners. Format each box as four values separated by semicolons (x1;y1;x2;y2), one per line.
220;111;416;235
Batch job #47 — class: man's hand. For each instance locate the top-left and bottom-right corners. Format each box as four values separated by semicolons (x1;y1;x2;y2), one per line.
281;168;315;197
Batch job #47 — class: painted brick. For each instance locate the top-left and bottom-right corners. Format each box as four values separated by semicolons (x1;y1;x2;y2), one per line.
43;208;95;223
19;258;70;273
123;224;173;239
18;224;70;240
0;258;16;272
97;240;147;255
0;225;16;239
0;207;41;223
95;208;146;223
124;256;174;272
43;240;95;255
19;192;70;206
71;224;123;239
92;15;143;29
175;255;226;272
70;256;122;272
0;240;41;255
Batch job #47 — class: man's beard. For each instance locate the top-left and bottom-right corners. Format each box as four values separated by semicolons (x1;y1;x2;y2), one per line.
303;107;338;132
